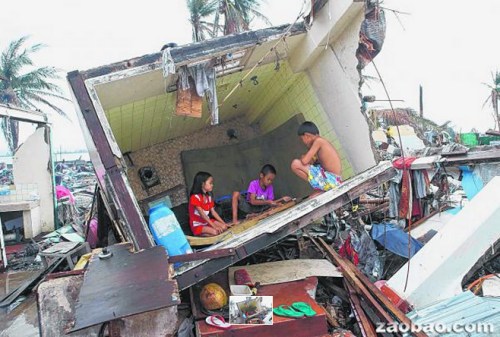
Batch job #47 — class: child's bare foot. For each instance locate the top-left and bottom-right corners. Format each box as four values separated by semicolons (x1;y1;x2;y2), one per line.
230;220;240;226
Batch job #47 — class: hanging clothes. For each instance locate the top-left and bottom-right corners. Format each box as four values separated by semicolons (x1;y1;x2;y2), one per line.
388;169;403;218
162;48;219;124
176;63;219;124
413;170;430;199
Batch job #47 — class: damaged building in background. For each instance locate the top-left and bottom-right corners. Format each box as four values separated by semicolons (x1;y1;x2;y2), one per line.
0;104;56;254
2;1;500;336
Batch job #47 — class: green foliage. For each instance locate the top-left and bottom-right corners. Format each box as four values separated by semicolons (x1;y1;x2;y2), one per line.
187;0;219;42
0;36;68;153
186;0;271;42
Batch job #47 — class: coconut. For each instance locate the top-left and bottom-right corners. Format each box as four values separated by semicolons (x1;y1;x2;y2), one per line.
199;283;228;310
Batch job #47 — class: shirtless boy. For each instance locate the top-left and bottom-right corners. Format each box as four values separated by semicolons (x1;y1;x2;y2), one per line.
291;121;343;192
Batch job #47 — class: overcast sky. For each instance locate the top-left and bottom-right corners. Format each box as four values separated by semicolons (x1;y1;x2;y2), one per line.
1;0;499;154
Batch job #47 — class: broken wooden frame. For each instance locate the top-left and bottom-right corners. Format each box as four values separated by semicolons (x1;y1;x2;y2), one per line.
66;23;307;253
0;103;48;124
316;238;429;337
175;161;397;290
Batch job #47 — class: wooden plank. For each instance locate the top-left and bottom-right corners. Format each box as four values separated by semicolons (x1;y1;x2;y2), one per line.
357;202;389;217
38;274;178;337
317;238;429;337
70;244;179;332
41;242;79;254
312;237;394;325
404;205;452;233
186;201;296;246
228;259;342;286
0;103;47;124
168;248;235;263
344;280;377;337
410;155;441;170
319;304;340;328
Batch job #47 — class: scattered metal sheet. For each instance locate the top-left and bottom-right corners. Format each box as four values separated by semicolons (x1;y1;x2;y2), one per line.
0;257;65;308
407;291;500;337
228;259;342;286
69;243;179;332
41;242;79;254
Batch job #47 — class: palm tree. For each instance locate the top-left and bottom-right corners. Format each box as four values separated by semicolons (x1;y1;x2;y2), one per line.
0;36;68;153
483;70;500;131
215;0;271;36
187;0;218;42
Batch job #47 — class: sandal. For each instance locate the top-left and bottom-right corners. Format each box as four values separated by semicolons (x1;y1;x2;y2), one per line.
273;305;304;318
205;315;231;330
291;302;317;317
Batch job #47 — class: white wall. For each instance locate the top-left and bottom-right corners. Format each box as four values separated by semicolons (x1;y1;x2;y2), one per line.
288;0;376;174
387;176;500;308
306;11;376;173
13;127;55;232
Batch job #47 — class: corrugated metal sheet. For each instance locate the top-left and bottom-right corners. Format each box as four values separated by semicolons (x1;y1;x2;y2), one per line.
406;291;500;336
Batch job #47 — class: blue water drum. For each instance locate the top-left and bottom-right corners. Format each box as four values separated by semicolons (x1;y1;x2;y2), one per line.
148;204;192;267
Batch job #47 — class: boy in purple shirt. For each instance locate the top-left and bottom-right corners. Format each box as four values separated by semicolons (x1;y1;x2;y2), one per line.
231;164;291;225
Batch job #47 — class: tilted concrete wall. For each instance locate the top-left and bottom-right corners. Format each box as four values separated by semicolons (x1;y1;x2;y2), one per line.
306;12;376;173
13;126;55;232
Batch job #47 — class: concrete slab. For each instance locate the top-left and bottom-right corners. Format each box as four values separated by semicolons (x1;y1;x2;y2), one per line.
387;176;500;308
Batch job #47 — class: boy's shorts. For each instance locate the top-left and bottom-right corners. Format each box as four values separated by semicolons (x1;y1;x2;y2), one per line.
308;165;342;191
238;195;270;215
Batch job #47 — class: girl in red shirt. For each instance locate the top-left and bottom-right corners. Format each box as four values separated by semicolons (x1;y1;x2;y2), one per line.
189;172;228;236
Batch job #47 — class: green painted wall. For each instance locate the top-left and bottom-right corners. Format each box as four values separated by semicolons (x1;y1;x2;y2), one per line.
250;62;354;179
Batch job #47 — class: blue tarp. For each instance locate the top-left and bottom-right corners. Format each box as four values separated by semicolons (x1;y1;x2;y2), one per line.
371;223;424;258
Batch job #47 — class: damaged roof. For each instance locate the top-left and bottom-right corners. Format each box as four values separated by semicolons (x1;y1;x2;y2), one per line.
72;23;307;153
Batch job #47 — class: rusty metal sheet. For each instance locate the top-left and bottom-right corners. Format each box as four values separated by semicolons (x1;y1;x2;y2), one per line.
70;243;179;332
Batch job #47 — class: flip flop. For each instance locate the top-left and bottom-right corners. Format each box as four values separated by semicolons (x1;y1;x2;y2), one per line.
273;305;304;318
205;315;231;330
291;302;317;317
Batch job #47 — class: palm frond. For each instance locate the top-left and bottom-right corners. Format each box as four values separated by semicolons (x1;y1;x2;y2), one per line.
23;92;68;118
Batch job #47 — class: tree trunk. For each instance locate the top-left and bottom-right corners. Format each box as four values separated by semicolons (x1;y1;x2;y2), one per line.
0;87;21;153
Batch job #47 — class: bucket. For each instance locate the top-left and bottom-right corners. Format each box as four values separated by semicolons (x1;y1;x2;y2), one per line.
148;204;192;267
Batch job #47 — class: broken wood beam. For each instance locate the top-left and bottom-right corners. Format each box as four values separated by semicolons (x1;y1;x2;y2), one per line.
404;205;452;233
317;238;429;337
358;198;389;205
357;202;389;217
168;248;236;263
319;304;340;328
312;237;394;324
344;279;377;337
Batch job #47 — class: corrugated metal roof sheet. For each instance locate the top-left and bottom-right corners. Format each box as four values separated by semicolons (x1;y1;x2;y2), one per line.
406;291;500;337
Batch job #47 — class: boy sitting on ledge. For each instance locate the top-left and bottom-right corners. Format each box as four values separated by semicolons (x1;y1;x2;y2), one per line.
291;121;343;194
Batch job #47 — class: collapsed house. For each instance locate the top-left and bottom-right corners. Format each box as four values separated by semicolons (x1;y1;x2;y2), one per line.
2;1;495;337
0;104;56;265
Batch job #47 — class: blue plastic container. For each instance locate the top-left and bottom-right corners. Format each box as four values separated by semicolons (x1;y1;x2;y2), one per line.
148;204;192;267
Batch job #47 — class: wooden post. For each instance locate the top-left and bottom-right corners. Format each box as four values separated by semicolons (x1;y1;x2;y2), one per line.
317;238;429;337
